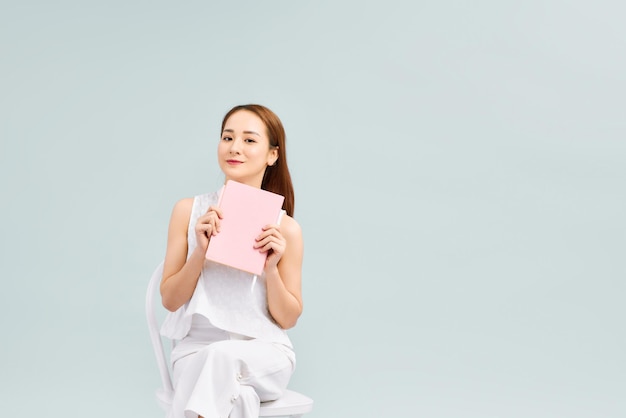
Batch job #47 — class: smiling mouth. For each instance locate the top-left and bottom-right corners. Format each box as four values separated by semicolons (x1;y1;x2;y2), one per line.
226;159;243;165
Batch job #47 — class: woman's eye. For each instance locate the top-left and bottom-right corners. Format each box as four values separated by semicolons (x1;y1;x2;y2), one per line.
244;138;256;143
222;136;232;141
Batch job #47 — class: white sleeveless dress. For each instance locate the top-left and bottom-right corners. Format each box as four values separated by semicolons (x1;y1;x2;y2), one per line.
161;191;296;418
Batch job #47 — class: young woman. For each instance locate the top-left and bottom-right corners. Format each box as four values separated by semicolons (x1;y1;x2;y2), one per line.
159;104;303;418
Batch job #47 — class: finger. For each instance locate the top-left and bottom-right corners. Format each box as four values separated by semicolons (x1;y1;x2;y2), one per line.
207;206;224;218
197;213;215;224
254;235;270;249
206;219;218;236
196;222;212;234
258;240;284;254
210;209;223;232
256;238;286;254
254;234;284;248
212;218;221;233
257;227;283;241
254;235;273;250
262;224;280;232
199;213;221;233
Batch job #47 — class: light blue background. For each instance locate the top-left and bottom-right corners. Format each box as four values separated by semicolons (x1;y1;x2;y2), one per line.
1;1;624;417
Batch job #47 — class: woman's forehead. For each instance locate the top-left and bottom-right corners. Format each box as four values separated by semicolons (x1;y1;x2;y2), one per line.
224;110;265;132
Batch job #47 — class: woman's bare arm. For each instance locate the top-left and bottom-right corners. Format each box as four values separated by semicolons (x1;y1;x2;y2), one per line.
159;198;216;312
257;215;304;329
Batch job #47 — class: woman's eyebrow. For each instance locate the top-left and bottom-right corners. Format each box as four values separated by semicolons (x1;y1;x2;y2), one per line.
222;128;261;136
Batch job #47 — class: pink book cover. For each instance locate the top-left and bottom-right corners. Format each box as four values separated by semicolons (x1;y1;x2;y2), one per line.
205;180;285;275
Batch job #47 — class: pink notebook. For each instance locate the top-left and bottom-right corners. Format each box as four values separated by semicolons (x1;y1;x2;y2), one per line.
205;180;285;275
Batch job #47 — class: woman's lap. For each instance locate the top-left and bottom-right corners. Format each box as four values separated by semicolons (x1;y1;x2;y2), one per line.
169;338;295;418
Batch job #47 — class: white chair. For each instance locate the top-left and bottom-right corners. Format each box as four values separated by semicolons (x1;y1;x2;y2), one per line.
146;261;314;418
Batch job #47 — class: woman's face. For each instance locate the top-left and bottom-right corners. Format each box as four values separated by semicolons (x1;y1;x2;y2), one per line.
218;110;278;187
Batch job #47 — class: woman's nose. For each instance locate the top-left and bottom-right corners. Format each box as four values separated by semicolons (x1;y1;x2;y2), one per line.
229;138;242;154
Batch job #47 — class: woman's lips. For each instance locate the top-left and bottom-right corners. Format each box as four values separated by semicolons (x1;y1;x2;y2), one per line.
226;159;243;165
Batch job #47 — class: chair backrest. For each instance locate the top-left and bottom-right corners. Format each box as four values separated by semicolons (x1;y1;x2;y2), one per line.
145;262;313;417
145;261;174;410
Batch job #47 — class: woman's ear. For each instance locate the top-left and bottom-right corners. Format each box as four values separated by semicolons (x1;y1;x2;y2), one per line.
268;147;279;166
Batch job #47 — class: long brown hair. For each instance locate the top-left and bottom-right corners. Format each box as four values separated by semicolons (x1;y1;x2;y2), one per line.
220;104;295;216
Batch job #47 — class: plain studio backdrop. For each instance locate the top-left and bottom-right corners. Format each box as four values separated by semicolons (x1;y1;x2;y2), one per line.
1;1;624;417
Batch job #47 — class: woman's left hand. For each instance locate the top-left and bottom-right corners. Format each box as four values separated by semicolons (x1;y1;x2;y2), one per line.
254;224;286;271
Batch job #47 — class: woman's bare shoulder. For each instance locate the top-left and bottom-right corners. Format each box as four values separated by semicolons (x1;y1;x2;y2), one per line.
169;197;194;226
173;197;194;212
280;214;302;239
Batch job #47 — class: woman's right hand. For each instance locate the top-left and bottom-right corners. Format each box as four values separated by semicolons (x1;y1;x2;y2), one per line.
194;205;223;252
